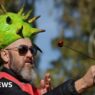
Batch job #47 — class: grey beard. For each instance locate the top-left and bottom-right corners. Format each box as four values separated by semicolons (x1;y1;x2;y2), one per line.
19;67;34;82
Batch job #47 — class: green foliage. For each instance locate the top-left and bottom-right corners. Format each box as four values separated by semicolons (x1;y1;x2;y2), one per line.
45;0;95;94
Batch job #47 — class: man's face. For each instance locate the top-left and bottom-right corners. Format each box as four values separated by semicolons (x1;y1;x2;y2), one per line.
4;38;36;81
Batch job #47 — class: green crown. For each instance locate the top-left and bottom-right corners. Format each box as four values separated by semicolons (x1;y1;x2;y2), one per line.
0;5;45;49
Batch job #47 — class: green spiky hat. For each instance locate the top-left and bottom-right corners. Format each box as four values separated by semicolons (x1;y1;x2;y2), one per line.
0;5;45;49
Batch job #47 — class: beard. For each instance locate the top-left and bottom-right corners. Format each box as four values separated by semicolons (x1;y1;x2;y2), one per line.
11;60;35;82
19;63;34;82
9;51;35;82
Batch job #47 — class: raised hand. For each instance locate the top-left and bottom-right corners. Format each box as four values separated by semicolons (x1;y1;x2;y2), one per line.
39;73;52;95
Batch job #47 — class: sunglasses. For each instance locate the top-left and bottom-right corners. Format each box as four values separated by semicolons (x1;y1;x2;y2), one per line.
5;44;42;56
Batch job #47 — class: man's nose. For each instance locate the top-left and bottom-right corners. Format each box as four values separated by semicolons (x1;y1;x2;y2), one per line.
26;50;33;58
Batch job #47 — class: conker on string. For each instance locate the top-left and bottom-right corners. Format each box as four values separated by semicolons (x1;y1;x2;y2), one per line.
57;40;64;47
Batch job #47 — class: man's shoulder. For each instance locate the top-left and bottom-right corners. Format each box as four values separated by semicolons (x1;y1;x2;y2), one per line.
0;71;34;95
0;78;29;95
0;77;19;89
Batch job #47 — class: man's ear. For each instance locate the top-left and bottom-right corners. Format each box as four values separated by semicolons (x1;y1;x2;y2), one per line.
0;50;10;62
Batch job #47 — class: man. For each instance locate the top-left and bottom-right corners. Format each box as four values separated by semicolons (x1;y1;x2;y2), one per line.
0;38;52;95
0;5;52;95
0;5;95;95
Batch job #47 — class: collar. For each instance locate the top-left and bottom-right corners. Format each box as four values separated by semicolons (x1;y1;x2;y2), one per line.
1;67;31;83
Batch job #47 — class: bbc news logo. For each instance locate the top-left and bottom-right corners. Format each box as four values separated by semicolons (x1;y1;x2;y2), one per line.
0;82;12;88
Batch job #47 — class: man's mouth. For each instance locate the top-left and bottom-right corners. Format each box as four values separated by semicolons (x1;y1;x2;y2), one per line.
25;60;34;65
25;61;32;64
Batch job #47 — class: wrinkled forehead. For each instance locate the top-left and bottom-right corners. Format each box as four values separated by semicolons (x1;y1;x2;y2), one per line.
5;38;32;48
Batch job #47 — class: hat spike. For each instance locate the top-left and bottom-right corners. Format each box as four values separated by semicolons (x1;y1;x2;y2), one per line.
23;9;32;20
28;16;40;23
0;5;7;13
18;4;25;15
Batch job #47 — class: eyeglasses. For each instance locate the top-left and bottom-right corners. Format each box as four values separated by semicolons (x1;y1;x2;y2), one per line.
5;44;42;56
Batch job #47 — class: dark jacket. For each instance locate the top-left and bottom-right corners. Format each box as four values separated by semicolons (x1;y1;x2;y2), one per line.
0;67;79;95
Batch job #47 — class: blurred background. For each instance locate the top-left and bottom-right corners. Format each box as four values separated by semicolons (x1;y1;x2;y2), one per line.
1;0;95;94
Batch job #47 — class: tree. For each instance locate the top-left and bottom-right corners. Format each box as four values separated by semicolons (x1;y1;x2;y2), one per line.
46;0;95;94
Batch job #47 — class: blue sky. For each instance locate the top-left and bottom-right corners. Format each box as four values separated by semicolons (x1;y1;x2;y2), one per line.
35;0;61;72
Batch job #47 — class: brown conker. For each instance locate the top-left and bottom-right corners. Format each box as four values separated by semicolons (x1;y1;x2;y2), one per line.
57;40;64;47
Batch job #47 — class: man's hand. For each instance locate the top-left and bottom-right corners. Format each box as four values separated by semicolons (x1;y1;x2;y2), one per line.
75;65;95;94
39;73;52;95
